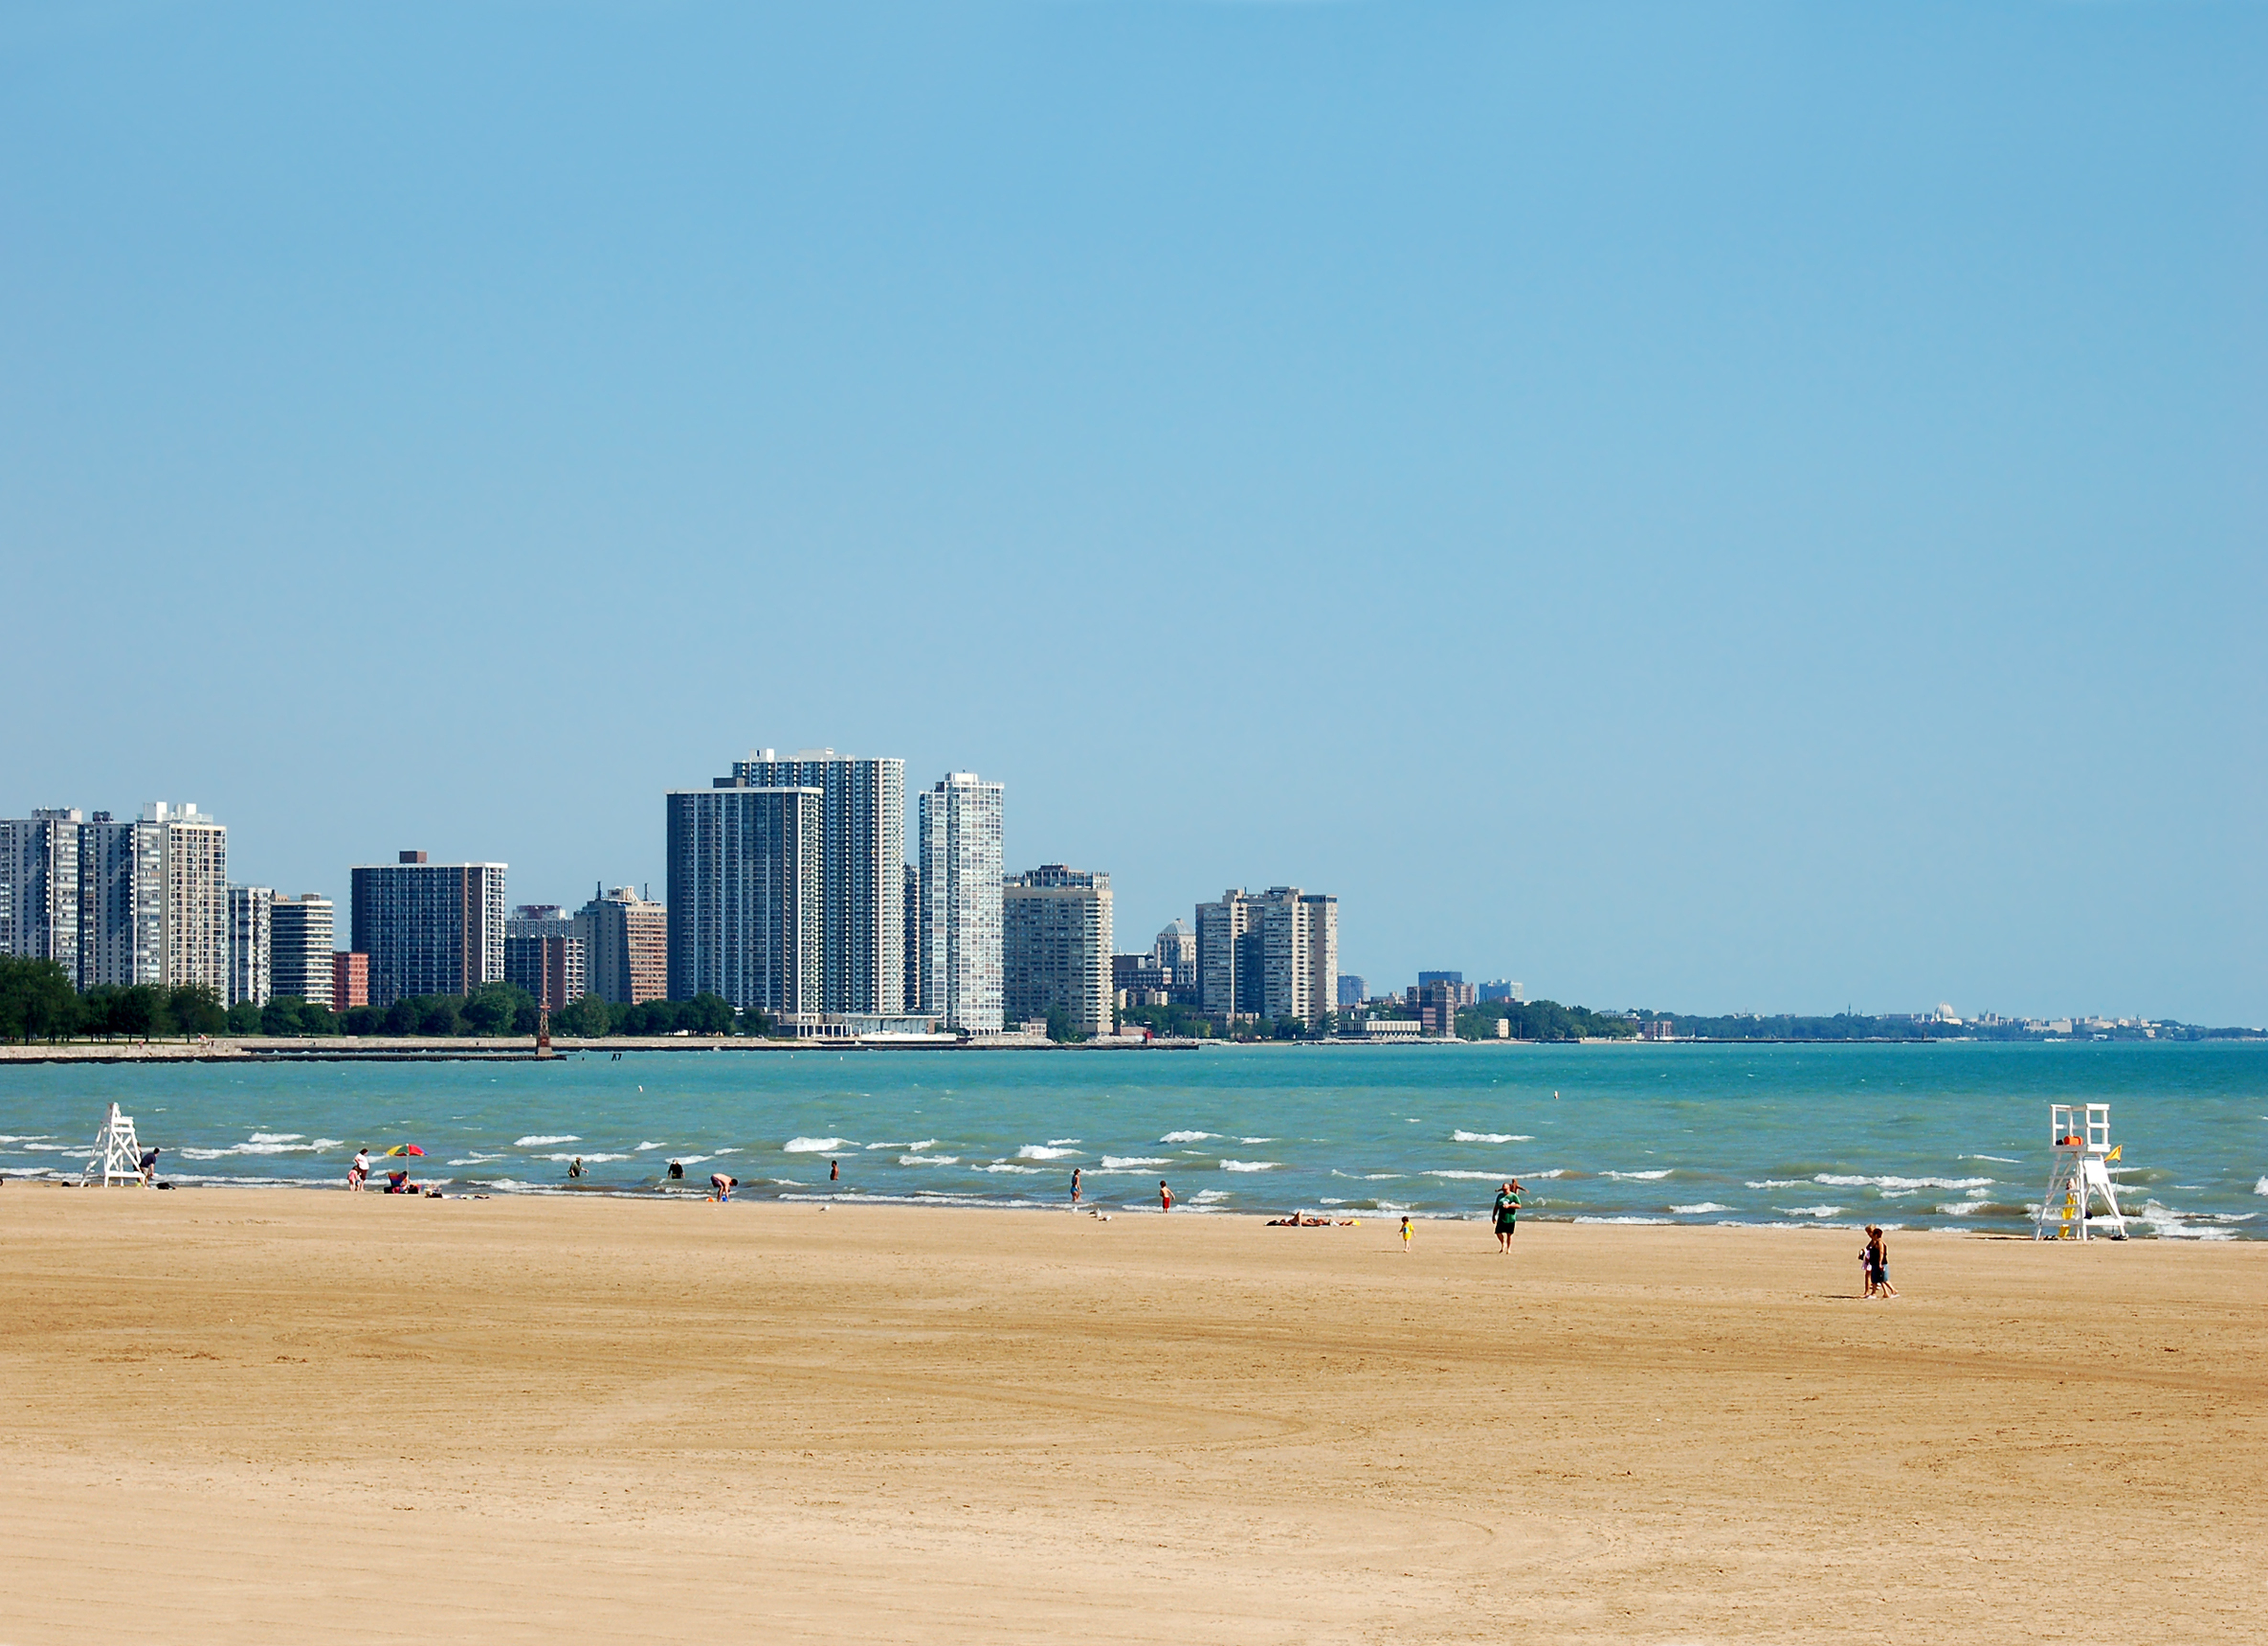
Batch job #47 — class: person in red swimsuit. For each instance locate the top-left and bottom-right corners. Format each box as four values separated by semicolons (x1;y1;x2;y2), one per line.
1159;1179;1173;1213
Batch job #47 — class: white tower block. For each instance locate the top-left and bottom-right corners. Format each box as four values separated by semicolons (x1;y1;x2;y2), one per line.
81;1102;147;1188
2034;1102;2127;1241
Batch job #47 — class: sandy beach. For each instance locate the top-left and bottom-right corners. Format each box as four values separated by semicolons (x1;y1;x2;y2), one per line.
1;1190;2260;1643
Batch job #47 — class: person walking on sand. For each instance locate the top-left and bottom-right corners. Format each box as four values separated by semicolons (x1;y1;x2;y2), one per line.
1859;1228;1877;1298
1867;1225;1898;1298
1492;1181;1521;1251
1070;1167;1081;1206
1159;1178;1173;1213
1400;1215;1413;1252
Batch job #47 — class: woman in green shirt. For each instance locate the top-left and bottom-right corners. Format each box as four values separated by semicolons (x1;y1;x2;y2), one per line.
1492;1181;1521;1251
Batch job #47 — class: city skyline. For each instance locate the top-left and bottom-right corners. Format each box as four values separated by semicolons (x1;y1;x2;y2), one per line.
3;8;2259;1023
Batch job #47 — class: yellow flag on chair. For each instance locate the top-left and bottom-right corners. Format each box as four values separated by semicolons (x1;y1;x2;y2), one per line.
2105;1145;2122;1162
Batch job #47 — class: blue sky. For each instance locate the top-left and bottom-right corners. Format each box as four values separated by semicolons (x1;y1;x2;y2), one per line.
3;2;2262;1022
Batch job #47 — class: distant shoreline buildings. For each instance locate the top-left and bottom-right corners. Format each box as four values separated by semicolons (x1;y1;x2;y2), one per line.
2;757;1346;1040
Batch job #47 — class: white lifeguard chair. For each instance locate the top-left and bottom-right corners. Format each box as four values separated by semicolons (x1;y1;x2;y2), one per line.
81;1102;150;1188
2034;1103;2127;1241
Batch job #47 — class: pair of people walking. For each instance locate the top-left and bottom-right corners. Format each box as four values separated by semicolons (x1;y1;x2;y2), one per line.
1492;1180;1522;1251
1861;1224;1898;1298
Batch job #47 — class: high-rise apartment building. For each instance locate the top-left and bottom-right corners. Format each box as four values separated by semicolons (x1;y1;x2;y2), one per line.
574;886;668;1006
1003;865;1113;1038
902;863;922;1012
58;803;230;994
0;809;81;976
1336;974;1367;1009
917;772;1003;1033
332;950;369;1011
270;895;335;1006
348;851;507;1007
227;885;274;1008
729;750;906;1013
1196;886;1338;1024
664;786;823;1015
506;905;586;1011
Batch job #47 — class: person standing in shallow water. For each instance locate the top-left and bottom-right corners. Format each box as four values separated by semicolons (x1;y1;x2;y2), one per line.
1158;1179;1173;1213
1070;1167;1081;1206
1492;1181;1521;1252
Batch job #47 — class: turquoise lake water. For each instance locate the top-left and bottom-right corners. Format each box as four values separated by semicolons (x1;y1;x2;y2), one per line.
3;1042;2263;1237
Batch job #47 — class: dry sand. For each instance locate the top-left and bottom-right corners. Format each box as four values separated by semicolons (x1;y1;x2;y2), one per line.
1;1189;2261;1644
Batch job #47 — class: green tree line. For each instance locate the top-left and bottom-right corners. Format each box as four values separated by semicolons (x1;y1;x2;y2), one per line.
1456;1001;1641;1042
0;957;757;1042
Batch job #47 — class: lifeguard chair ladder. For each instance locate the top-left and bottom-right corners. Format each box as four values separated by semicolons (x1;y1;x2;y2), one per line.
81;1102;147;1188
2034;1103;2126;1241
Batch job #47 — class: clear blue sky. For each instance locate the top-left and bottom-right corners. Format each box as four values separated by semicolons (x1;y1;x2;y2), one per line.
3;2;2261;1023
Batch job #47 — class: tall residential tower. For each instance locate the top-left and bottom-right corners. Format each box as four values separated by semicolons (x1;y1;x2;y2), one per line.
349;851;507;1007
664;784;823;1015
1003;865;1113;1037
730;750;906;1012
917;772;1003;1033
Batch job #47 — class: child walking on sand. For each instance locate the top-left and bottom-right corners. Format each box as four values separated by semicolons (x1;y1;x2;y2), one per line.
1400;1215;1412;1251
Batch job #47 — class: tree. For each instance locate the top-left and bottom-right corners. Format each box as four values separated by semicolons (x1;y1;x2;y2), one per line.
168;985;226;1036
85;983;168;1038
225;999;264;1035
553;993;614;1038
415;996;463;1036
261;996;312;1036
461;980;533;1037
680;993;734;1035
0;956;80;1044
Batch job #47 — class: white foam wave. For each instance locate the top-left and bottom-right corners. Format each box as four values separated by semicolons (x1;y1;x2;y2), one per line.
1961;1155;2022;1164
1016;1145;1079;1160
899;1155;958;1167
784;1137;854;1153
1047;1138;1081;1147
178;1137;333;1159
543;1152;631;1164
446;1153;507;1165
1815;1174;1992;1191
2136;1201;2236;1240
1671;1202;1732;1215
1778;1205;1845;1218
1574;1215;1672;1225
1192;1189;1230;1202
1746;1179;1804;1189
635;1141;666;1152
1452;1131;1534;1144
1219;1160;1279;1173
515;1134;579;1146
978;1163;1047;1175
1424;1170;1512;1180
1603;1169;1672;1180
1101;1157;1169;1169
248;1132;303;1145
2255;1177;2268;1198
1238;1137;1274;1145
1936;1201;1986;1216
1160;1131;1217;1143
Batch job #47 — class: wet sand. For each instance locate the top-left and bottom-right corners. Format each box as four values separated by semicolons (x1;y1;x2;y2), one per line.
1;1189;2260;1643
